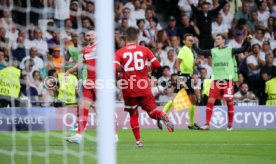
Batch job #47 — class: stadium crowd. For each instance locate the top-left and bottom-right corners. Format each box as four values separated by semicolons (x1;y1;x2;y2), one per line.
0;0;275;107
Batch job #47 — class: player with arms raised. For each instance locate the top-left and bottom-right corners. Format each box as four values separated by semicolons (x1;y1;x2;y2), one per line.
65;27;118;143
192;33;252;130
115;27;174;148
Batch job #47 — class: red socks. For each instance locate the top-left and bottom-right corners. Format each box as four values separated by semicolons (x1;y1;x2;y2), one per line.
77;108;89;134
149;110;163;120
130;113;140;141
206;103;214;125
227;104;234;128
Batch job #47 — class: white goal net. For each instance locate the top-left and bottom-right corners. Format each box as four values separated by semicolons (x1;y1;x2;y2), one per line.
0;0;115;163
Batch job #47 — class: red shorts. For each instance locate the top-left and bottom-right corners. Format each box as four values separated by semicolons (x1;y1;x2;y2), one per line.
123;94;157;112
82;87;96;102
82;79;96;102
209;81;234;101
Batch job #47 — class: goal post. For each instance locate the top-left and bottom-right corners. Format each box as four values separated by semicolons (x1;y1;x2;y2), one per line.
95;0;116;164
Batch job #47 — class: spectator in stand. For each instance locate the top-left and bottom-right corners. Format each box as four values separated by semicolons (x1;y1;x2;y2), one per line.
145;17;159;41
259;53;276;104
228;30;244;48
177;14;200;42
248;10;261;32
30;70;44;97
246;43;266;91
6;25;18;44
115;28;125;50
68;32;83;51
130;0;145;22
12;29;31;62
60;19;73;41
21;74;39;106
227;0;242;14
114;1;124;28
165;16;178;37
234;1;251;22
158;66;171;88
261;53;276;81
136;19;152;46
21;59;36;80
169;73;178;93
161;49;176;74
124;0;135;12
49;46;64;73
82;1;95;21
251;29;266;46
234;73;245;93
151;77;164;99
54;0;70;28
266;0;275;14
120;7;136;27
119;18;129;36
166;35;181;55
271;33;276;51
156;30;170;48
40;69;58;106
0;27;10;49
32;28;48;58
0;50;8;70
234;82;257;100
0;8;14;31
200;55;212;79
20;47;44;72
198;67;209;105
221;2;234;30
158;86;175;102
47;30;60;53
178;0;199;17
144;8;162;30
211;13;229;39
69;1;80;29
82;16;94;30
257;1;270;28
198;67;208;86
188;0;227;49
266;17;274;38
262;41;272;55
43;21;55;40
228;30;247;64
155;41;168;63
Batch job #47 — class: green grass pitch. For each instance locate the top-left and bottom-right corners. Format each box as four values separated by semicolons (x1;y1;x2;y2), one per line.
0;129;276;164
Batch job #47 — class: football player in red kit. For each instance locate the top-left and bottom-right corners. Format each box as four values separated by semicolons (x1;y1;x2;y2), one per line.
65;28;118;144
115;27;174;148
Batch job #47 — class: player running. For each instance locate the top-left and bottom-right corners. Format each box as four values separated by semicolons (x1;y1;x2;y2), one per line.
162;33;200;130
64;28;118;144
192;33;252;130
115;27;174;148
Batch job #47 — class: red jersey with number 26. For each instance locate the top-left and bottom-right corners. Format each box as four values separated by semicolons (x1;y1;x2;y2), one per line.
83;44;96;81
115;43;160;97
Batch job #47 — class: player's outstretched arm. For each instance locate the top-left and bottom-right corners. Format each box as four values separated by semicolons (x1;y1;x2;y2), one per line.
192;44;212;57
232;35;252;55
65;61;83;76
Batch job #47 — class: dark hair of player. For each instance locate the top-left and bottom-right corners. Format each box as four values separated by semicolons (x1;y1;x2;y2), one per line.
183;33;193;40
126;27;139;42
216;33;226;40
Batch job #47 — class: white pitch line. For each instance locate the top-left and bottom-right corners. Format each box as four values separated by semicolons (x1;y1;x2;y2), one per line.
119;143;276;146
